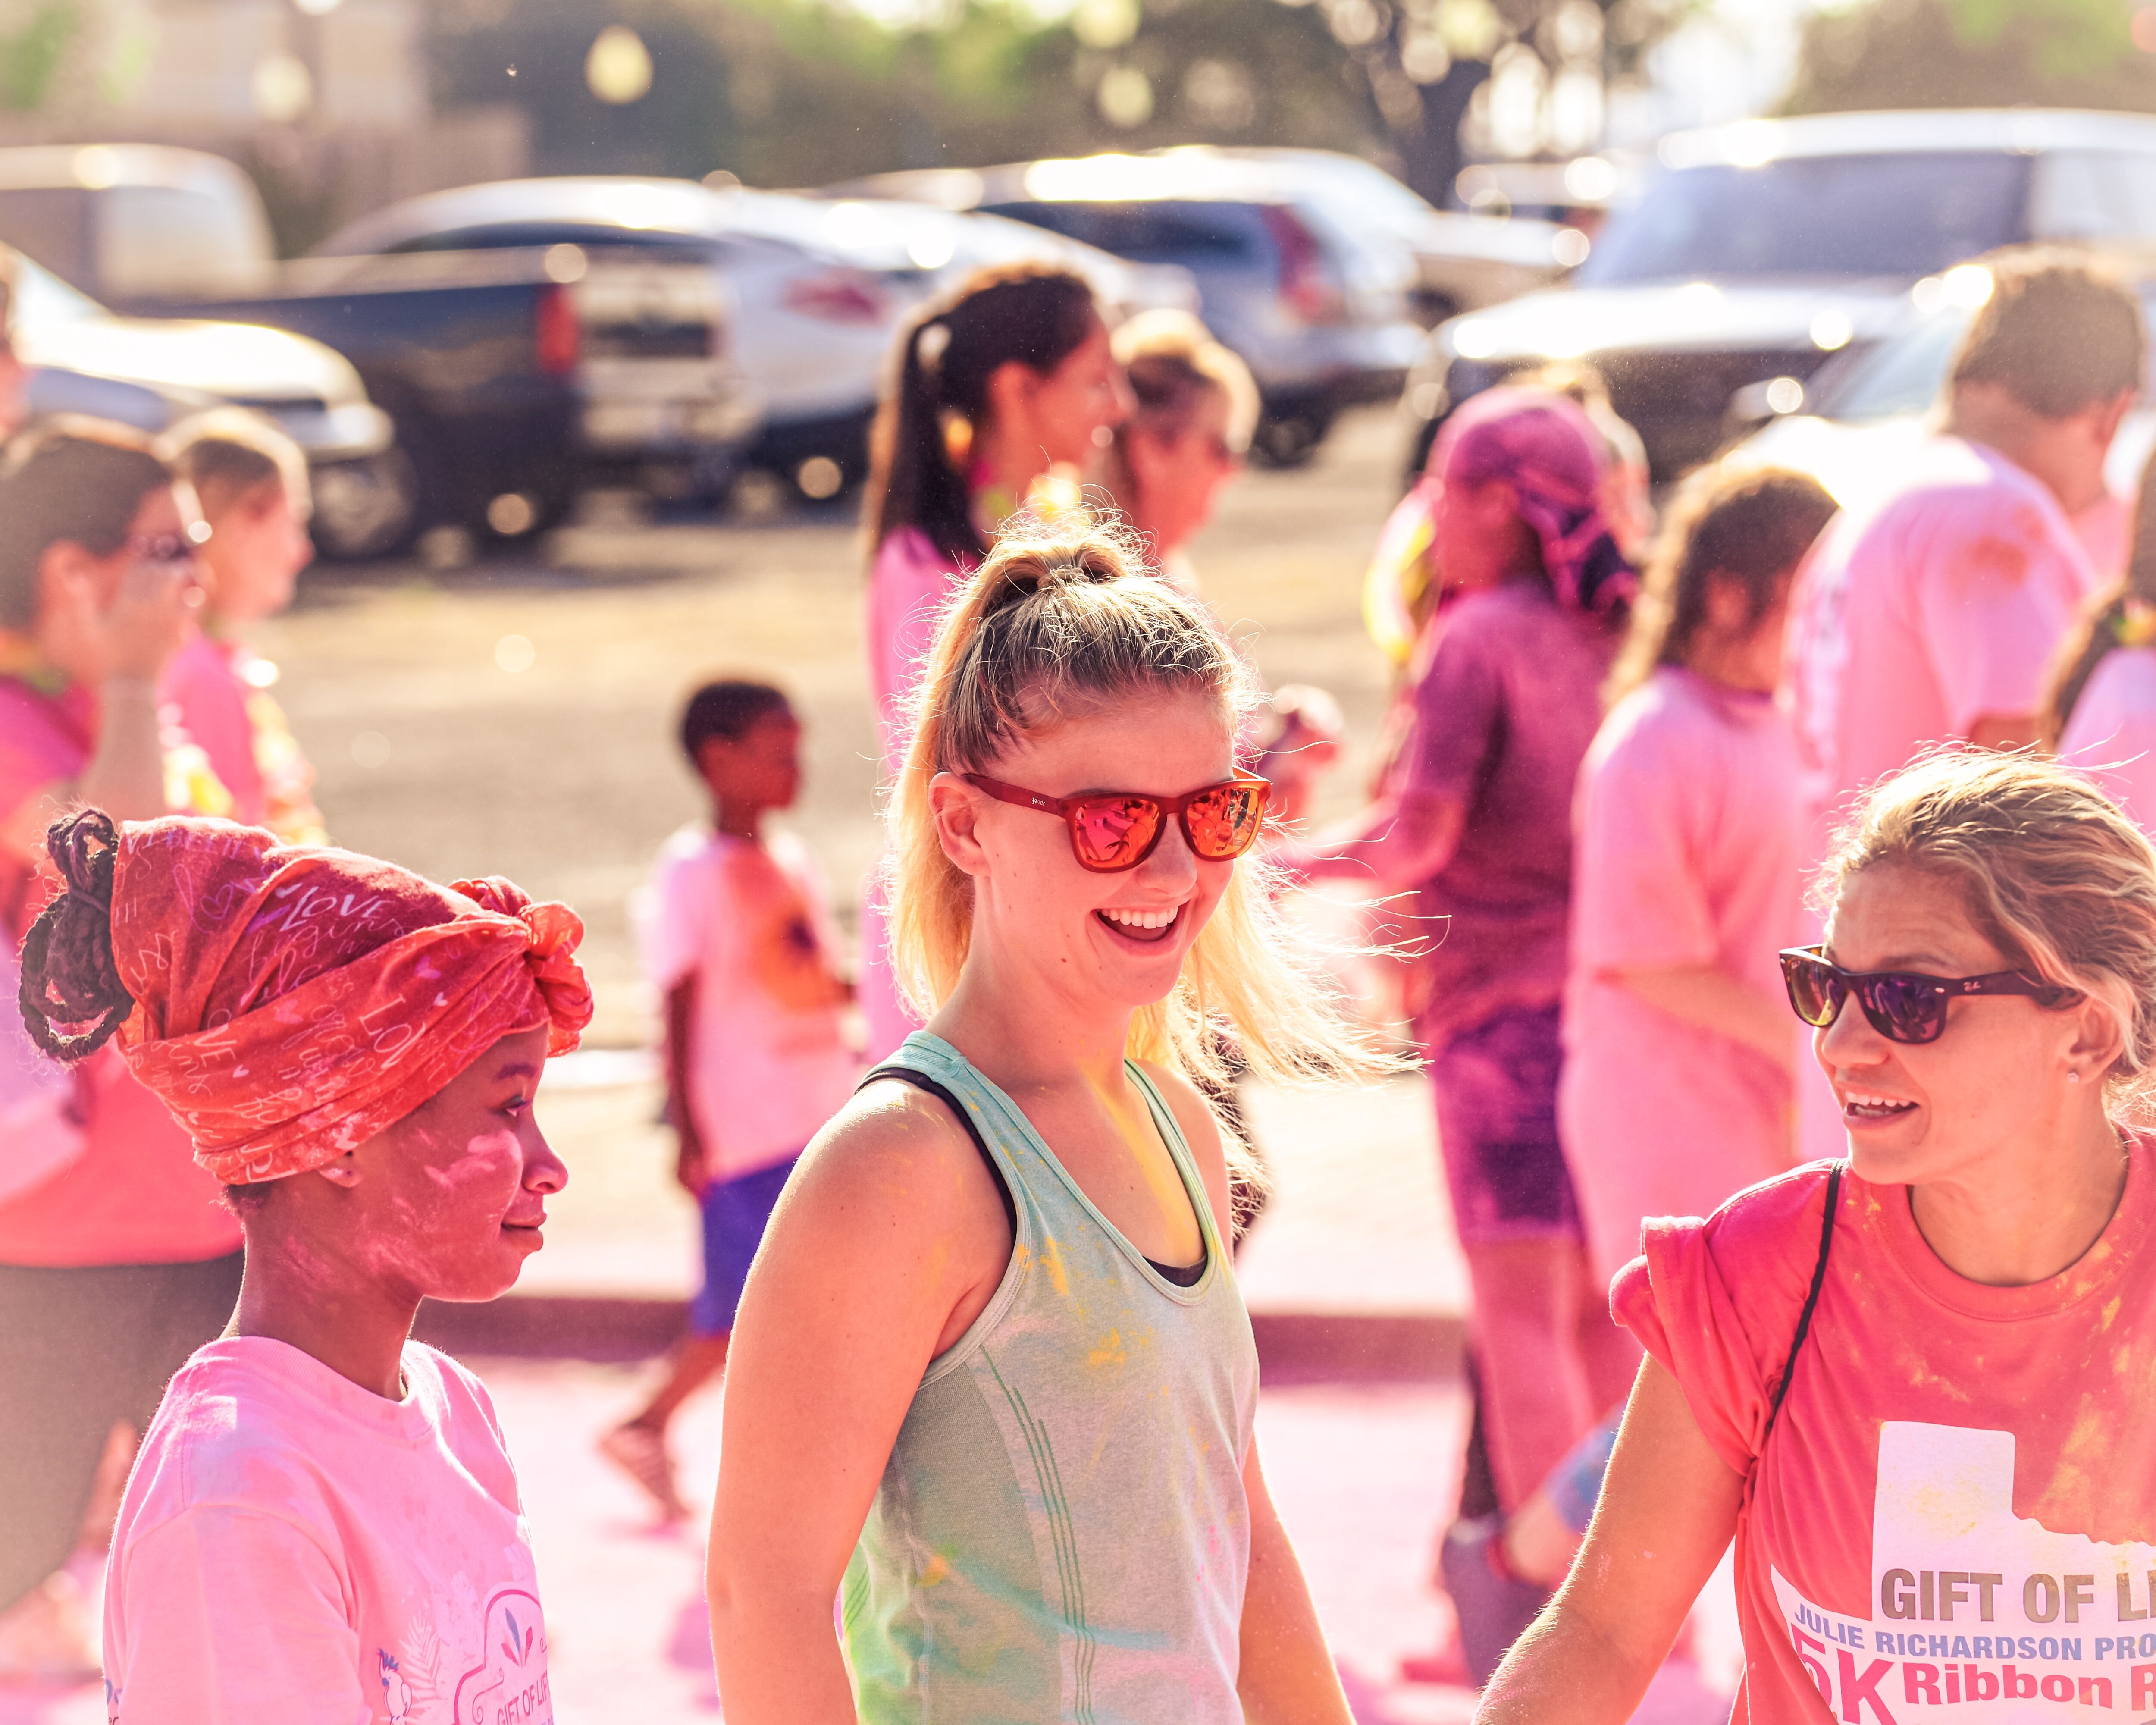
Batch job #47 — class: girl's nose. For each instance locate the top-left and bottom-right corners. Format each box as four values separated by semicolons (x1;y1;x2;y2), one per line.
526;1131;569;1196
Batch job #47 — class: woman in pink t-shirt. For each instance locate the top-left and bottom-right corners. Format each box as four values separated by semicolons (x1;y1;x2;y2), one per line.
0;425;236;1677
1480;752;2156;1725
19;809;592;1723
860;264;1128;1058
157;411;324;844
1563;465;1838;1291
1285;389;1639;1519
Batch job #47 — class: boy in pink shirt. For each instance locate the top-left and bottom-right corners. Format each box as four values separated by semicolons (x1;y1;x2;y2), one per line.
601;679;856;1517
17;809;592;1724
157;411;323;844
1564;467;1838;1289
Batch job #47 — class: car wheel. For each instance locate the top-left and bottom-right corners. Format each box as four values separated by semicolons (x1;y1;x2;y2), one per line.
1249;413;1327;469
310;445;422;561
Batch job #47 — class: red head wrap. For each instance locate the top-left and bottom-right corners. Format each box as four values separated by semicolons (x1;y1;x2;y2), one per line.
103;817;592;1184
1382;386;1637;621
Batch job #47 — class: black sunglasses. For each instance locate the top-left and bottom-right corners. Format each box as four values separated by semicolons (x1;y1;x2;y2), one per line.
1779;945;2079;1046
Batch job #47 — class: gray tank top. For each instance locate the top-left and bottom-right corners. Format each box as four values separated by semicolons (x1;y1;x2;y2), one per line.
842;1032;1260;1724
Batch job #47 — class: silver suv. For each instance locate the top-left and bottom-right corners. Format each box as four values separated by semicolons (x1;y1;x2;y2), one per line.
1406;109;2156;482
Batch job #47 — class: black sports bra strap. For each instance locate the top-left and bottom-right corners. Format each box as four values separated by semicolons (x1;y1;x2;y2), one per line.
861;1063;1206;1285
862;1064;1018;1238
1762;1159;1845;1449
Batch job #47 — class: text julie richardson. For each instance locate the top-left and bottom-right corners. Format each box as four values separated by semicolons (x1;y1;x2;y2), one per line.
1771;1421;2156;1719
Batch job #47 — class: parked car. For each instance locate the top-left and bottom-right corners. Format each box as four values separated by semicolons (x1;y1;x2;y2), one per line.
841;149;1430;465
0;145;759;554
1403;109;2156;483
1212;147;1582;325
317;176;1196;505
3;249;401;558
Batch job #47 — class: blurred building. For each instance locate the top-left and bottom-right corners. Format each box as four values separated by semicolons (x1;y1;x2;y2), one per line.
0;0;530;249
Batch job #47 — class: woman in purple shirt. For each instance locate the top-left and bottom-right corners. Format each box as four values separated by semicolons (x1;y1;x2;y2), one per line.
1286;387;1638;1519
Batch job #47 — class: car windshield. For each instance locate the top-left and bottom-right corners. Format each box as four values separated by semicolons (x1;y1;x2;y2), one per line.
1577;152;2028;287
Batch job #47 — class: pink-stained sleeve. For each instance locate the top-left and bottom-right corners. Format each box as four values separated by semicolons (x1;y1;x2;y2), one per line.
1611;1167;1832;1479
1572;709;1717;975
1911;496;2086;736
109;1508;367;1725
1399;607;1505;806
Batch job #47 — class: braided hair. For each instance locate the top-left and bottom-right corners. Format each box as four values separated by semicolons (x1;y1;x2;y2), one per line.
18;809;135;1061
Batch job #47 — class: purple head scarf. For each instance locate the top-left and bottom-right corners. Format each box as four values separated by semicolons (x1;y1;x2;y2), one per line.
1434;386;1637;617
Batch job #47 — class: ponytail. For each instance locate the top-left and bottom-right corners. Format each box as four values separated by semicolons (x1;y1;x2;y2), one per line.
864;265;1100;569
18;809;134;1060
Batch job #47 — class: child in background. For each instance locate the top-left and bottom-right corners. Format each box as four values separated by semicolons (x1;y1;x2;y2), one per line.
18;808;592;1721
602;679;857;1518
1561;465;1839;1295
157;411;324;844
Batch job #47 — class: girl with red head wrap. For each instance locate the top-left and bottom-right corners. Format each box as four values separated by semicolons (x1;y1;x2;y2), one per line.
19;808;592;1724
1281;390;1639;1659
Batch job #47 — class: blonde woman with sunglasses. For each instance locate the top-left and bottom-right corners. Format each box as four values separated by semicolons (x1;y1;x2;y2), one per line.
1479;750;2156;1725
709;513;1380;1724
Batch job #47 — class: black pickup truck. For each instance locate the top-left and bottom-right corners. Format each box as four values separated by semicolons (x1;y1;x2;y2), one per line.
146;244;758;552
0;145;759;555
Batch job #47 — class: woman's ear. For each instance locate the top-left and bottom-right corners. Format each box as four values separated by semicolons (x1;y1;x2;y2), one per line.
1701;572;1754;637
982;359;1038;442
928;772;990;877
2065;993;2128;1086
312;1151;364;1190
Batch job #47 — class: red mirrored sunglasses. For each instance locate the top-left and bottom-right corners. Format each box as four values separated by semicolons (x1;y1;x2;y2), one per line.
962;773;1271;873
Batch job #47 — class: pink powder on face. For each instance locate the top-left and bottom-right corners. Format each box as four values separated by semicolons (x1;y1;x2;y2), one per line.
345;1027;559;1301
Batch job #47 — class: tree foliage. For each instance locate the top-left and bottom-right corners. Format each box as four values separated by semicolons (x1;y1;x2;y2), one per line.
1783;0;2156;115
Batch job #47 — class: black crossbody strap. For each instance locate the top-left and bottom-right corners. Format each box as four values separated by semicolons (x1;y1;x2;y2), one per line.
1762;1159;1845;1446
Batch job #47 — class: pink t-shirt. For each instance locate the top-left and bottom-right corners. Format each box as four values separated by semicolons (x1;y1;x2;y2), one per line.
1614;1151;2156;1725
0;673;240;1267
2059;646;2156;837
1786;438;2093;862
159;635;324;844
106;1337;550;1725
2071;490;2130;593
1561;668;1800;1283
639;825;858;1179
160;635;261;824
866;527;973;777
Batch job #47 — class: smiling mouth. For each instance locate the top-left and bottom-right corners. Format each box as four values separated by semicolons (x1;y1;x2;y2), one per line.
1841;1091;1917;1124
1096;904;1184;945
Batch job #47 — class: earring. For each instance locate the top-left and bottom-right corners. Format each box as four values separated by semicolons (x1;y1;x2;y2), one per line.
2068;1070;2083;1084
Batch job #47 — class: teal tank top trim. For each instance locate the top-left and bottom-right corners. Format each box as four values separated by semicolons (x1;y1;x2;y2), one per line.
841;1031;1260;1725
